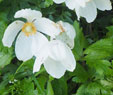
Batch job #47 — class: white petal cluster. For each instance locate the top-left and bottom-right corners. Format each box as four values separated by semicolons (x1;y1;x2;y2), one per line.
2;8;76;78
33;20;76;78
2;9;53;61
53;0;112;23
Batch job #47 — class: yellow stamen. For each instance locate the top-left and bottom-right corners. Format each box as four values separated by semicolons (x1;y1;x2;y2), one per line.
22;22;37;36
52;22;65;34
58;23;65;33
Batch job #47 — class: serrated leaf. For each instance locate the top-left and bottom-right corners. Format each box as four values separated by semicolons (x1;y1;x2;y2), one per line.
73;20;88;60
76;82;112;95
84;38;113;60
86;60;112;78
72;63;89;83
100;79;113;89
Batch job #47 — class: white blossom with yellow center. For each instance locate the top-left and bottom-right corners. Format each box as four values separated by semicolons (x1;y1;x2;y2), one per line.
2;8;60;61
22;22;37;36
2;9;76;78
33;21;76;78
53;0;112;23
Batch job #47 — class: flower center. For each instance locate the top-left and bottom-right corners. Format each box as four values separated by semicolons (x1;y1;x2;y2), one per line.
22;22;37;36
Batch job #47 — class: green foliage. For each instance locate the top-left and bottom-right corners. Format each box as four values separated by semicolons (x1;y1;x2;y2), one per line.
0;48;13;68
84;38;113;60
52;77;68;95
73;21;88;60
45;0;53;7
47;76;54;95
76;81;113;95
11;78;37;95
0;13;14;69
0;0;113;95
72;63;89;83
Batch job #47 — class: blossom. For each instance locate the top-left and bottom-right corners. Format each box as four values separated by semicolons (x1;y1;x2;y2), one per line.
33;20;76;78
51;21;76;49
33;40;76;78
33;20;76;50
2;9;59;61
53;0;112;23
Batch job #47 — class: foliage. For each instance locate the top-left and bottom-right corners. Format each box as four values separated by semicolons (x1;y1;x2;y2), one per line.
0;0;113;95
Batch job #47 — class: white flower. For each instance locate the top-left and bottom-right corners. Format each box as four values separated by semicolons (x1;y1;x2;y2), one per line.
33;40;76;78
51;21;76;49
56;21;76;49
2;8;59;61
53;0;112;23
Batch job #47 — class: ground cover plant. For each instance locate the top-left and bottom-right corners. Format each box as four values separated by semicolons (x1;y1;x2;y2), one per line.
0;0;113;95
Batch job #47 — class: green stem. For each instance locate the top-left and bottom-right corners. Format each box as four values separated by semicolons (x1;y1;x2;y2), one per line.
34;67;45;77
32;74;45;95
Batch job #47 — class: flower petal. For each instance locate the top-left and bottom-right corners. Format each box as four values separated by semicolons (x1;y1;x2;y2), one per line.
62;21;76;39
33;40;76;77
33;42;50;73
33;57;43;73
75;0;97;23
15;32;33;61
53;0;65;4
56;21;76;49
74;0;87;7
93;0;112;11
32;32;48;56
48;40;76;71
56;34;74;49
34;18;60;38
65;0;89;10
65;0;76;10
14;8;42;22
2;20;24;47
44;56;66;78
61;44;76;72
48;40;68;61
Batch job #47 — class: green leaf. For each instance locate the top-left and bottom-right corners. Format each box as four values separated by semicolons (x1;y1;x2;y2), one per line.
47;81;54;95
72;63;89;83
0;15;14;68
86;60;112;78
0;78;9;91
13;78;37;95
37;75;48;94
84;38;113;60
73;20;88;60
106;26;113;38
100;79;113;89
45;0;53;7
32;74;45;95
52;77;68;95
15;59;34;74
0;0;3;3
76;82;112;95
0;49;13;68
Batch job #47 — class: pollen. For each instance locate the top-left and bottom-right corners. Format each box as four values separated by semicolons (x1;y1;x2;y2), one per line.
22;22;37;36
